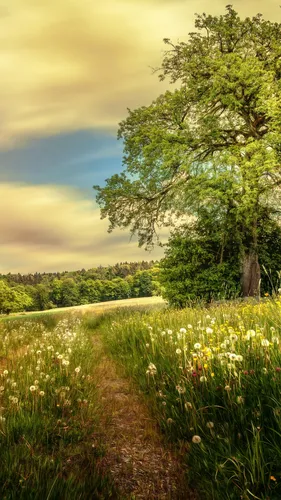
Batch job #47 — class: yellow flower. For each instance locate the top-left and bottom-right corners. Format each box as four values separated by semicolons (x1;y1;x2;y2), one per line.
204;363;208;369
211;372;215;377
270;476;277;482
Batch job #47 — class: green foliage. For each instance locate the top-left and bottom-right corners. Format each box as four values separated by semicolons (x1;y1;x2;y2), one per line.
160;231;240;306
94;6;281;296
0;280;33;314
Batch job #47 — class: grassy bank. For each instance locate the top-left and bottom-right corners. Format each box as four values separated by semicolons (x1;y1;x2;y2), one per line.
89;299;281;499
0;312;116;499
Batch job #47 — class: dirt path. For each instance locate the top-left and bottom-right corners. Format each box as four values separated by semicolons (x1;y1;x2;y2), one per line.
92;334;196;500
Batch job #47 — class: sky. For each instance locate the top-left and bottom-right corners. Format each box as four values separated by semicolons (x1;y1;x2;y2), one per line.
0;0;280;273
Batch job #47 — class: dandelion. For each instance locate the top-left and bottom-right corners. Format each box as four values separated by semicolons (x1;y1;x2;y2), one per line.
194;343;201;350
200;376;207;383
225;385;231;392
272;336;279;344
57;354;63;360
192;435;201;444
39;391;45;397
145;343;150;348
0;416;6;423
237;396;244;404
187;324;193;329
206;421;214;429
262;367;268;374
176;348;182;355
74;367;81;374
229;334;238;342
180;328;187;334
62;359;70;366
261;339;270;347
236;355;243;362
206;327;213;334
3;370;8;377
185;402;192;410
176;385;186;394
30;385;36;392
167;329;173;335
247;329;256;338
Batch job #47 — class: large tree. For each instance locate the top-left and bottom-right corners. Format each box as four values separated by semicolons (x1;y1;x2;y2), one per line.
95;6;281;296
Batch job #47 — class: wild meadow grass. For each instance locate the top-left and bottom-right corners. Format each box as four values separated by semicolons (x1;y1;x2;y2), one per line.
0;313;115;499
93;299;281;499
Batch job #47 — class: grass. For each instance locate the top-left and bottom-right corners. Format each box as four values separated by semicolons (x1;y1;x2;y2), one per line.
91;298;281;500
0;312;116;499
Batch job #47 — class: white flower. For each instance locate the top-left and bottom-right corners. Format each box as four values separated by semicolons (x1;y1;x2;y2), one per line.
247;330;256;338
272;336;279;344
74;367;81;374
194;343;201;350
229;353;237;361
236;355;243;362
176;385;186;394
3;370;8;376
185;402;192;410
225;385;231;392
167;329;173;335
57;354;63;360
206;421;214;429
262;367;268;374
145;343;150;348
187;324;193;329
200;376;207;383
206;327;213;334
176;348;182;355
62;359;70;366
30;385;36;392
261;339;270;347
229;334;238;342
180;328;187;334
39;391;45;397
0;416;6;423
192;435;201;444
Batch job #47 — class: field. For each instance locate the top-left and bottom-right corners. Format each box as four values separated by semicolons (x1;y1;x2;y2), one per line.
1;297;281;499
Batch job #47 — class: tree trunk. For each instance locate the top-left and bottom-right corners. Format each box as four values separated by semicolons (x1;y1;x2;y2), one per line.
242;251;260;297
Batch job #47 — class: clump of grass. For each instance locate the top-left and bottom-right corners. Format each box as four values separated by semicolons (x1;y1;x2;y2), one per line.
96;298;281;499
0;313;116;499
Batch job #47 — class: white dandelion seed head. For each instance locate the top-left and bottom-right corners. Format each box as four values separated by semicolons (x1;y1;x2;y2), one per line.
192;435;201;444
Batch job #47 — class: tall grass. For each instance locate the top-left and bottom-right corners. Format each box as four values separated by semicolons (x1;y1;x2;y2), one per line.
0;313;116;499
94;299;281;499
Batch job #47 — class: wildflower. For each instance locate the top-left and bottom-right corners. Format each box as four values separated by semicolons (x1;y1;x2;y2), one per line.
270;476;277;482
3;370;8;377
146;363;157;376
176;348;182;355
200;376;207;383
192;435;201;444
247;329;256;338
57;354;63;360
206;327;213;334
236;355;243;362
167;418;173;424
0;416;6;423
167;329;173;335
272;336;279;344
225;385;231;392
229;334;238;342
206;421;214;429
176;385;186;394
262;367;268;374
145;343;150;348
187;324;192;329
62;360;70;366
276;367;281;372
30;385;36;392
229;353;237;361
74;367;81;374
185;402;192;409
194;343;201;350
237;396;244;404
180;328;187;334
39;391;45;397
261;339;270;347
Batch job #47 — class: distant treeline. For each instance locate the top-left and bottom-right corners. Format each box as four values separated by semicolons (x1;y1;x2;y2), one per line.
0;261;161;314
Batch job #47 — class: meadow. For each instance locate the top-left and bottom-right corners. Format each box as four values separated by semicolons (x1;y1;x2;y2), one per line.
93;297;281;500
1;297;281;499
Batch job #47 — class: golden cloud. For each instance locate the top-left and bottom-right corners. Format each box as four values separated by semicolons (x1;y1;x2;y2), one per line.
0;183;165;273
0;0;279;146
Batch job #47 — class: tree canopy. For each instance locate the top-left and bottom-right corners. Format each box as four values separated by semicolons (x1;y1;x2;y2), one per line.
95;5;281;296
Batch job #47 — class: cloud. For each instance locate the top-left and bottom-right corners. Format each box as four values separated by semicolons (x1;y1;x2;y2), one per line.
0;183;165;273
0;0;279;147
